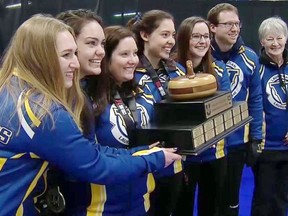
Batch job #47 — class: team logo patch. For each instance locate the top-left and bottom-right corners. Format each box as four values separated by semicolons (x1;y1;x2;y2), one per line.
266;74;288;110
109;103;150;145
226;61;244;98
110;104;129;146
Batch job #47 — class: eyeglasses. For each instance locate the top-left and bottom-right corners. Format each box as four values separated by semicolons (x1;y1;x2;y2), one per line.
217;22;242;29
190;33;211;42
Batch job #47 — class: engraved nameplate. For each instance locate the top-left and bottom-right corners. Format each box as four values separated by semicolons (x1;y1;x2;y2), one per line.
233;114;242;125
239;101;248;112
241;110;249;119
215;123;225;135
223;109;232;122
193;135;205;148
205;129;216;142
203;119;214;132
192;125;204;138
132;100;252;154
213;114;224;127
204;92;233;118
224;118;234;129
232;105;241;117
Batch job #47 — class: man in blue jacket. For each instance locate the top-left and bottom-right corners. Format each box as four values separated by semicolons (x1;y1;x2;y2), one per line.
207;3;263;216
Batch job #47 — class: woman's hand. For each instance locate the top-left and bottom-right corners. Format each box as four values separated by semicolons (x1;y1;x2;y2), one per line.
149;141;160;149
147;143;182;168
161;148;182;168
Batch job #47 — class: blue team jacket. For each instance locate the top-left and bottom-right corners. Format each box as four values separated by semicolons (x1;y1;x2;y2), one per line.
211;37;263;148
0;76;166;216
259;48;288;151
134;56;184;177
94;88;156;216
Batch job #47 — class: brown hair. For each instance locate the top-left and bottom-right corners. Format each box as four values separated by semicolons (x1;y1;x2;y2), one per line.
207;3;238;25
56;9;102;37
100;25;139;105
127;10;174;55
57;9;105;132
176;16;215;77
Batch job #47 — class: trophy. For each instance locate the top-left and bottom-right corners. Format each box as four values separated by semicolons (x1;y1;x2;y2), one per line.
131;60;252;155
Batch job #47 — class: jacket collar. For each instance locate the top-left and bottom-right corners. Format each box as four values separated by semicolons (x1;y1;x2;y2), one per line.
259;47;288;68
211;36;245;63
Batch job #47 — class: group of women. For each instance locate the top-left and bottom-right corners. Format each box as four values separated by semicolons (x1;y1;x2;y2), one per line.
0;3;288;216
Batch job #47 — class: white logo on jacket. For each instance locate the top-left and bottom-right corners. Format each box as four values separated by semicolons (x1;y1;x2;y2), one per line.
226;61;244;98
110;103;150;146
267;74;288;110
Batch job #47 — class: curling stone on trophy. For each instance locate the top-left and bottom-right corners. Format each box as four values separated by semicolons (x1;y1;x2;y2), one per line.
168;60;217;100
132;60;251;155
156;60;233;124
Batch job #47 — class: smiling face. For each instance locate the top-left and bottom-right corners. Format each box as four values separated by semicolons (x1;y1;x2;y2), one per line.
189;22;211;59
56;30;80;88
142;18;175;68
76;21;105;77
261;33;286;61
109;36;139;85
210;10;240;50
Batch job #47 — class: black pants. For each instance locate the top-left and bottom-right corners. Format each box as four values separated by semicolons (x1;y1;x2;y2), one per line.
149;171;183;216
173;157;227;216
251;153;288;216
220;147;246;216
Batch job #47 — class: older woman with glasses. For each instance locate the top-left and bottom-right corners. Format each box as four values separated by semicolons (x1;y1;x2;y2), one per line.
172;16;230;216
251;16;288;216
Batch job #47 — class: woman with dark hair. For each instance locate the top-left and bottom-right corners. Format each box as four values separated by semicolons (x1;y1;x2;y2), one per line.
94;25;159;215
172;16;230;216
128;9;185;216
176;17;217;78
